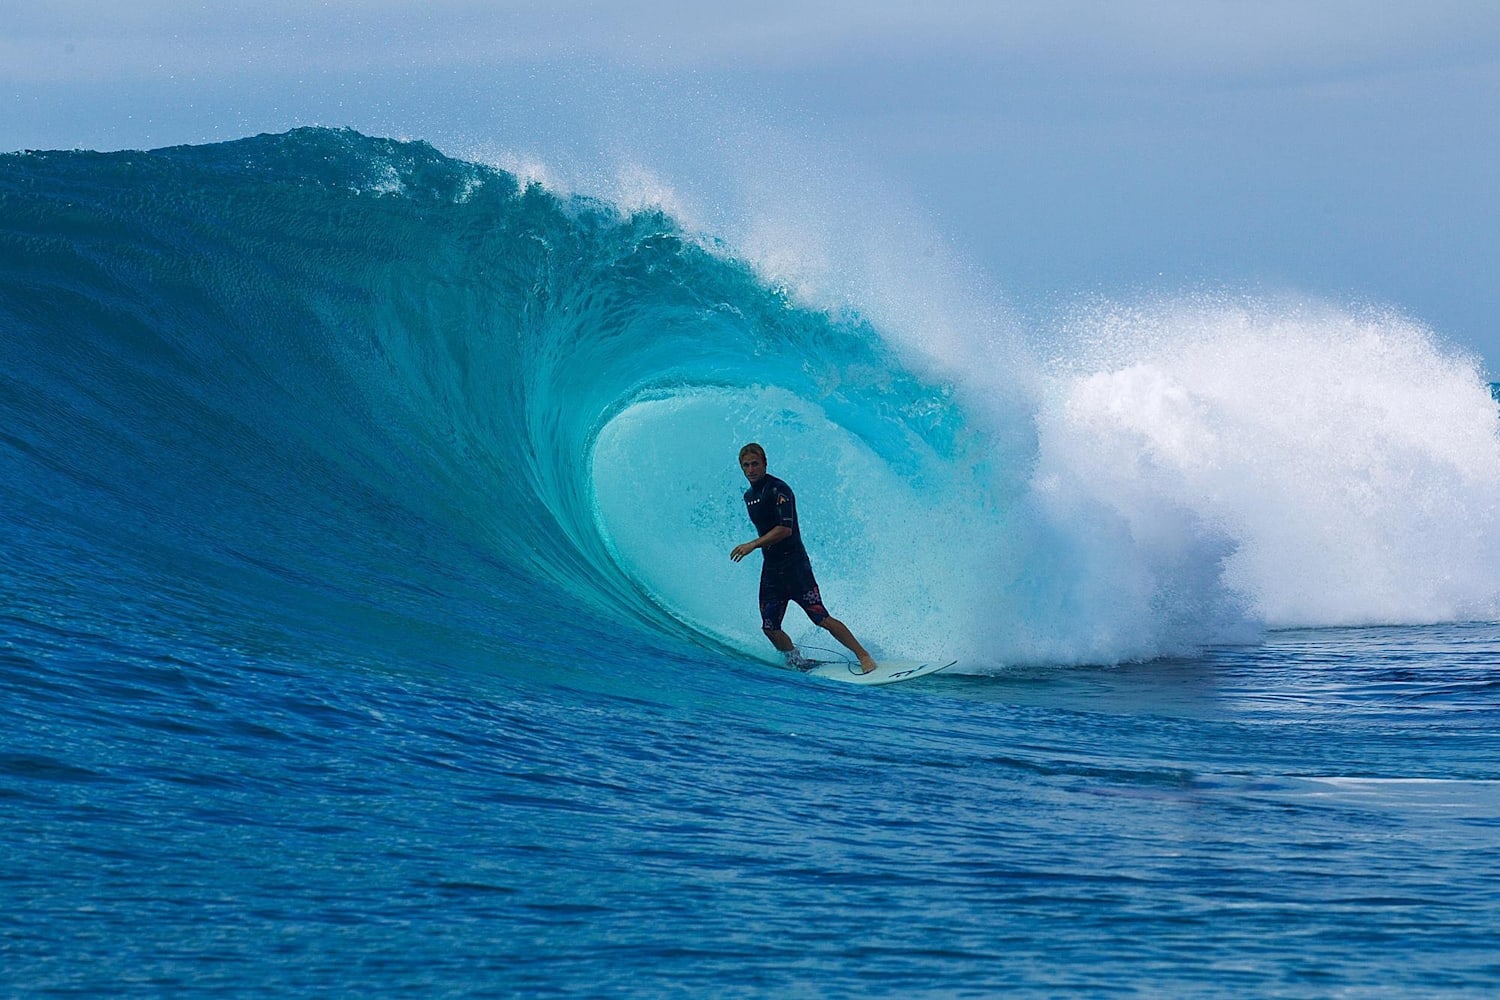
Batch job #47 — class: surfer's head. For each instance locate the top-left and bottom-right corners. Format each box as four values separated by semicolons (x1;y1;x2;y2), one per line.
739;442;767;483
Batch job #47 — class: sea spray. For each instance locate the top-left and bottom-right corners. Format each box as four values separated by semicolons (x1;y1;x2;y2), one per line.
1031;298;1500;635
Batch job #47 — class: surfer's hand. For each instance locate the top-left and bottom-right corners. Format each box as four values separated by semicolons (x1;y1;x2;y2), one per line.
730;541;756;562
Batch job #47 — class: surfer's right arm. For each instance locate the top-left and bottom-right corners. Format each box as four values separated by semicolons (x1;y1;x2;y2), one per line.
730;525;791;562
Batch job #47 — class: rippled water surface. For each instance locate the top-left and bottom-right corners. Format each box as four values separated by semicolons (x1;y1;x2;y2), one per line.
5;618;1498;996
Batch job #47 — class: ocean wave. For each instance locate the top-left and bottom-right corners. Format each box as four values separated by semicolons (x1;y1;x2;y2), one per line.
3;128;1496;672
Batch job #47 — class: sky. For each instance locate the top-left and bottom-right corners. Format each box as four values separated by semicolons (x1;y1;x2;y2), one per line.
5;1;1499;372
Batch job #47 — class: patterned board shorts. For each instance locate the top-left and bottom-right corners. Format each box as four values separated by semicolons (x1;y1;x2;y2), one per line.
758;558;830;630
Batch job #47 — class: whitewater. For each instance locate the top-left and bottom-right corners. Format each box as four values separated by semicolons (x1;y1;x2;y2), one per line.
3;128;1499;995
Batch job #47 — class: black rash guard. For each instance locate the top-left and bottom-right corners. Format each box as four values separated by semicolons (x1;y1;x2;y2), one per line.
742;474;809;566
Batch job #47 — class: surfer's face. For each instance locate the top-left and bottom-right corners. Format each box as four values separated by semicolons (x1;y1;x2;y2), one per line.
740;454;766;483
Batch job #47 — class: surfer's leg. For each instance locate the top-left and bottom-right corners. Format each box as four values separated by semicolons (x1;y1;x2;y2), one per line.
761;624;794;652
759;563;796;653
789;574;876;673
761;612;802;666
763;589;817;668
817;616;877;674
760;596;794;652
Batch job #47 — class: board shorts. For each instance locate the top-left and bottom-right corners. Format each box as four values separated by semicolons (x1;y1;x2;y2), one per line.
759;557;830;631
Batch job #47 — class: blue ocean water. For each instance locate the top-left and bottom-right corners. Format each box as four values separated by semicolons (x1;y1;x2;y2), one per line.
4;128;1500;995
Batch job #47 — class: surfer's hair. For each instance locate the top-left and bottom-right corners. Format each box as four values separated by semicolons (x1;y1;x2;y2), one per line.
739;442;766;463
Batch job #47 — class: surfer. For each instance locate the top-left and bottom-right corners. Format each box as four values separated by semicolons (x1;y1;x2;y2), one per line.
730;442;878;674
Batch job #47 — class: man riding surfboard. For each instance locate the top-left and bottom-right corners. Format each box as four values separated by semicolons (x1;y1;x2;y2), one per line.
730;443;877;674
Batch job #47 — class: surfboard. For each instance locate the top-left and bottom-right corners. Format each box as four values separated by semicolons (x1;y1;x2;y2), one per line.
803;658;956;686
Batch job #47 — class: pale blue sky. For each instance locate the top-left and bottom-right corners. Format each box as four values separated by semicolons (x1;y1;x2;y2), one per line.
6;1;1498;371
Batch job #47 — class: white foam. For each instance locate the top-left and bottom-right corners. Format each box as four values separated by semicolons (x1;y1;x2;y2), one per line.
1030;297;1500;633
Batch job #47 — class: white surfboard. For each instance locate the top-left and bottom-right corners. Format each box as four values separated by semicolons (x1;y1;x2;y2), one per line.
803;657;956;686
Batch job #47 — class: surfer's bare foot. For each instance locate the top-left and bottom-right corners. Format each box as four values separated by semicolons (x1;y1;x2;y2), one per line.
858;656;877;674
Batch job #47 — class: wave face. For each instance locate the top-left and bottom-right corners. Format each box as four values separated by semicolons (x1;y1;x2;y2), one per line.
3;128;1499;671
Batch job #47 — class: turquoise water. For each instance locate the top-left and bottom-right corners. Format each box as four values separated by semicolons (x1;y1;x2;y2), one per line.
3;129;1500;995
